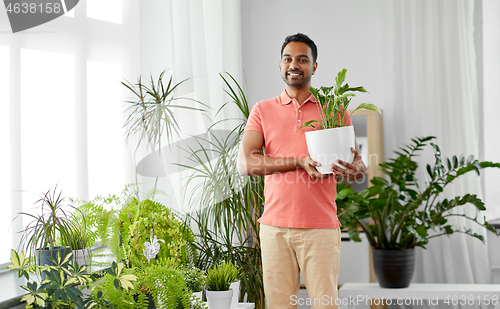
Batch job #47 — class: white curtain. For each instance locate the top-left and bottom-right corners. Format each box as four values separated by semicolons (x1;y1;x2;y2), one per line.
0;0;140;265
388;1;492;308
136;0;244;212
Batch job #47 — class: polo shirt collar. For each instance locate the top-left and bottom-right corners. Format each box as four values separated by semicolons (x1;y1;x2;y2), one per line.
280;90;318;105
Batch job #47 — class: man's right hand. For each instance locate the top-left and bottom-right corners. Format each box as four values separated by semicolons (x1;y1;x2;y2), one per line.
298;157;331;180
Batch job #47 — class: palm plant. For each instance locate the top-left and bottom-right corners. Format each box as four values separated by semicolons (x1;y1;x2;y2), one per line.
122;70;206;151
298;68;381;130
336;136;500;250
180;72;265;308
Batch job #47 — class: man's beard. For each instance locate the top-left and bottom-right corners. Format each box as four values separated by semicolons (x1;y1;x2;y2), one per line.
282;71;310;87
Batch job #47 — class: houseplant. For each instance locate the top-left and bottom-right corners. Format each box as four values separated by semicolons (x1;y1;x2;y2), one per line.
181;72;265;308
59;213;96;267
8;249;96;308
298;68;381;174
182;266;206;301
14;186;80;266
121;198;197;268
335;136;500;287
122;70;206;151
205;261;241;309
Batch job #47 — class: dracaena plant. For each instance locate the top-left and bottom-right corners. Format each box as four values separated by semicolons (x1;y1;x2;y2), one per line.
298;68;381;130
336;136;500;250
122;70;206;151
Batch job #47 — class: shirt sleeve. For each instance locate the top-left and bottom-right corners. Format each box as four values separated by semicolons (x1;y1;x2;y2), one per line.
244;102;264;134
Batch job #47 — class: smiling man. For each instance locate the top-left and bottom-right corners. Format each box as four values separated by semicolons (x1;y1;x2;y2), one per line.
237;33;365;308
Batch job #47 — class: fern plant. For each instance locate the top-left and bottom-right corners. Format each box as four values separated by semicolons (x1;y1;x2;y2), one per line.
336;136;500;249
134;265;192;309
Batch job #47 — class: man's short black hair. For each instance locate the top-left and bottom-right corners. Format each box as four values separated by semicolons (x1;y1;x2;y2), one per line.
281;33;318;63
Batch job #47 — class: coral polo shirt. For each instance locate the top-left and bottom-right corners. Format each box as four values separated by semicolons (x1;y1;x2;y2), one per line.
245;90;352;229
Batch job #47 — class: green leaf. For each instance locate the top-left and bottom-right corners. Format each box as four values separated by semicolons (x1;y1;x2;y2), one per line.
350;103;382;115
426;164;434;179
297;119;320;131
336;188;354;200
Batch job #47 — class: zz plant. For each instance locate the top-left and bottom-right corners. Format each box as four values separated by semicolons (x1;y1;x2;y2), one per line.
336;136;500;249
298;68;381;130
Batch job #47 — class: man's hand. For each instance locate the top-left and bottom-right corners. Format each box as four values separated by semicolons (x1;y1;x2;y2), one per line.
331;147;366;181
298;157;330;180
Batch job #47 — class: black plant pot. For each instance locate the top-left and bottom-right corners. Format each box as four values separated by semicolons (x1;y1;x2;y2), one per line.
372;248;415;288
133;293;156;309
38;246;72;266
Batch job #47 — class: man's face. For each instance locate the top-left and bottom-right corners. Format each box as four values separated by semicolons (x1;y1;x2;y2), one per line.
279;41;317;88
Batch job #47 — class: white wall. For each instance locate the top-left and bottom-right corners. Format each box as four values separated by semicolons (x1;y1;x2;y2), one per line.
241;0;395;131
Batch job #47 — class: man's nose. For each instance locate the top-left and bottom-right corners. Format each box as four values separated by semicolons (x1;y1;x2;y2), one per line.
290;59;299;69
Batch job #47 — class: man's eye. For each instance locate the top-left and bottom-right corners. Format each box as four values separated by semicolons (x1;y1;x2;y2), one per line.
300;59;308;63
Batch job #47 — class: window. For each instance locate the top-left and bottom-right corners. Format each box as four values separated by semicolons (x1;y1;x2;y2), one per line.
87;61;124;198
0;46;12;263
20;49;76;198
0;1;139;265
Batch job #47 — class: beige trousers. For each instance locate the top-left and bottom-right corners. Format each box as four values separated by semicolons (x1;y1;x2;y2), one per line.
260;224;341;309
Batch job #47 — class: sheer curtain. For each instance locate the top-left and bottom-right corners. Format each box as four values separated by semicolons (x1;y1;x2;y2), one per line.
0;0;140;265
135;0;244;213
388;0;492;308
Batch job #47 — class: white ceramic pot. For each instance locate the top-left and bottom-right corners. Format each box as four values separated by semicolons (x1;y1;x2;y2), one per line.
72;248;90;266
206;290;233;309
192;291;203;304
305;126;356;174
229;281;240;308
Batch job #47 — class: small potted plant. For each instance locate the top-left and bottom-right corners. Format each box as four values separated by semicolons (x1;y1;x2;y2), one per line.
336;136;500;287
298;68;381;174
182;266;206;302
14;186;80;266
8;249;96;308
205;261;241;309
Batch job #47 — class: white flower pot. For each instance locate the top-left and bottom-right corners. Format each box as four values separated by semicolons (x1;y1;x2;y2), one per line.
72;248;90;267
191;291;203;305
206;290;233;309
229;281;240;308
305;126;356;174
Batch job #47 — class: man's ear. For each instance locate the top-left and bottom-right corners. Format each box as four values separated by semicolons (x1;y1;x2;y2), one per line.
313;62;318;75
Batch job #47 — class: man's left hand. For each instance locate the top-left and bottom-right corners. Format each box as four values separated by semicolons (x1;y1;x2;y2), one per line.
330;147;366;181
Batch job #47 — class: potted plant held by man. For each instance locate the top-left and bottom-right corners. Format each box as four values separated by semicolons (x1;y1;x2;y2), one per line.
205;261;241;309
298;68;381;174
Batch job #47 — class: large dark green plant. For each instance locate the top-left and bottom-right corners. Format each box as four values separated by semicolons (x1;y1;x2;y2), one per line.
180;72;265;308
336;136;500;249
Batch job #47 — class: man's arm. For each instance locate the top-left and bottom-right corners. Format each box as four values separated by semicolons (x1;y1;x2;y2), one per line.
237;130;329;179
